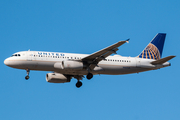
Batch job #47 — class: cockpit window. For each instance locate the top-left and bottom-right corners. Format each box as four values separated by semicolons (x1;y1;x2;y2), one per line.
11;54;21;57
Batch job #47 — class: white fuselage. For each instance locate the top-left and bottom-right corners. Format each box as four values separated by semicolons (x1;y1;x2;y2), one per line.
4;51;170;75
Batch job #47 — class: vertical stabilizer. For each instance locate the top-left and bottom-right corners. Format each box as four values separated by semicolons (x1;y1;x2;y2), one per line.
138;33;166;60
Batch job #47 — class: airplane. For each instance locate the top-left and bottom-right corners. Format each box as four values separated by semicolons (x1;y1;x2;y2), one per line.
4;33;175;88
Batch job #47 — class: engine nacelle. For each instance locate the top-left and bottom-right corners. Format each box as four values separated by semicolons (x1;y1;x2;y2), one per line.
46;73;71;83
54;61;83;70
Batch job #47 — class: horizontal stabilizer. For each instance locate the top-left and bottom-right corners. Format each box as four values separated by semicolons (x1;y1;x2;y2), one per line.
151;55;176;65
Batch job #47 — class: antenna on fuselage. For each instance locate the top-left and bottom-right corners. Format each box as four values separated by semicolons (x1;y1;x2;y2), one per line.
28;49;30;51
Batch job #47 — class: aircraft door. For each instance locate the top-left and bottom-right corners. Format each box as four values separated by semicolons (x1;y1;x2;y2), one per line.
136;58;141;67
27;51;33;61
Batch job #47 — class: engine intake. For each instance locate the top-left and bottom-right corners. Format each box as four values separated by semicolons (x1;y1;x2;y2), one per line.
46;73;71;83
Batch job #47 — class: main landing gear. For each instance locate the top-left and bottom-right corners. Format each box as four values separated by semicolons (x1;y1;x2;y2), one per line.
86;73;93;80
76;81;82;88
25;69;30;80
74;73;93;88
74;75;84;88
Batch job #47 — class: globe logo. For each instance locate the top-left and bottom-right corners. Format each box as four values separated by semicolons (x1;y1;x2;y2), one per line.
138;43;160;60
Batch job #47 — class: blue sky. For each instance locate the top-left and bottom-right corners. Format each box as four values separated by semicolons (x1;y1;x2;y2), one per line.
1;0;179;120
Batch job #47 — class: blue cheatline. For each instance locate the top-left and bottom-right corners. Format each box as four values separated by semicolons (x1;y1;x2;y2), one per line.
138;33;166;60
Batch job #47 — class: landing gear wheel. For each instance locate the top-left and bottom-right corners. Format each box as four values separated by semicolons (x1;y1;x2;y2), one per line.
25;69;30;80
76;81;82;88
25;75;29;80
86;73;93;80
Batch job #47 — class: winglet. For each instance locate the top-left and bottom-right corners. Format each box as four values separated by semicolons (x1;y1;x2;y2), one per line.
126;38;130;43
151;55;176;65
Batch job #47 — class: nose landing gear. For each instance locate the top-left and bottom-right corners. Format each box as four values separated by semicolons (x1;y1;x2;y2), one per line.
25;75;29;80
25;69;30;80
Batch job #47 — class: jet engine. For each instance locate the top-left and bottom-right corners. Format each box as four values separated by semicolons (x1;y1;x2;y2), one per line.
54;61;84;70
46;73;71;83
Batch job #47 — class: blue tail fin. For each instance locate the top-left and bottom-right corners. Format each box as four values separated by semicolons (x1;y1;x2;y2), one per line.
138;33;166;60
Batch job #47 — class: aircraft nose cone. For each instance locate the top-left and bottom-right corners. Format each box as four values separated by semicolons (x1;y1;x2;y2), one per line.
4;59;10;66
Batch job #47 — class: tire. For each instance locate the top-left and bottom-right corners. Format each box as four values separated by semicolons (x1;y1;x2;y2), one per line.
76;81;82;88
25;76;29;80
86;73;93;80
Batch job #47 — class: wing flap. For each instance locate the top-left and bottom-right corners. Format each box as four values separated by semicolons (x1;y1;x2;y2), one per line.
151;55;176;65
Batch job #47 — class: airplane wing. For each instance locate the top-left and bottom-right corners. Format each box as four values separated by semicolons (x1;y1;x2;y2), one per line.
82;39;129;70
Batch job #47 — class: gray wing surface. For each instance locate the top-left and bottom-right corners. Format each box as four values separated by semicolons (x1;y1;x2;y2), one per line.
82;40;129;70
